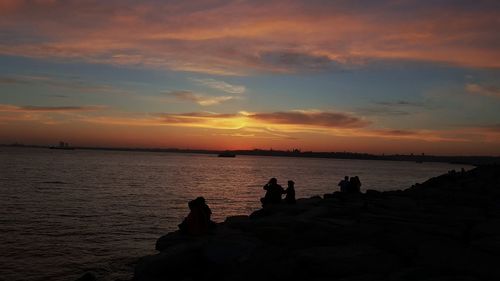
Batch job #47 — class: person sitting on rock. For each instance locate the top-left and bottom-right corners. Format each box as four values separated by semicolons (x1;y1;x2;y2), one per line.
338;176;350;192
194;196;216;229
284;180;296;204
260;177;285;206
178;196;215;235
348;176;362;193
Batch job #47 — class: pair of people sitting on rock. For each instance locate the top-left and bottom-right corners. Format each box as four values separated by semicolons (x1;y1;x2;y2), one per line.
178;196;216;235
260;178;296;206
338;176;362;193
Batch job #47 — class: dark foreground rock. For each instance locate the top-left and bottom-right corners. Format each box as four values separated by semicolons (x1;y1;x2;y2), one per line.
75;272;97;281
135;165;500;281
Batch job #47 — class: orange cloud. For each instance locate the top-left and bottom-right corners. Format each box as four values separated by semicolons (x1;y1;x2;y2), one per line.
22;108;365;132
1;1;498;75
193;78;246;94
158;112;246;129
249;110;368;128
154;110;369;131
164;90;235;106
0;103;108;125
0;74;125;96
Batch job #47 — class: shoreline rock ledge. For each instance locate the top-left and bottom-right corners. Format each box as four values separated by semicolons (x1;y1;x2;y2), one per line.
134;166;500;281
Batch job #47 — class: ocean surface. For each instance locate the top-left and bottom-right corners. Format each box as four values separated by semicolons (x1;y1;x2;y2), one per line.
0;147;472;281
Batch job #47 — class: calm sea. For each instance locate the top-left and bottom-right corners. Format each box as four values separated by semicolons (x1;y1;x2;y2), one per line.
0;147;471;281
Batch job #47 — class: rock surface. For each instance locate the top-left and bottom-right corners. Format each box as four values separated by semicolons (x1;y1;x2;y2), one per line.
75;272;98;281
134;165;500;281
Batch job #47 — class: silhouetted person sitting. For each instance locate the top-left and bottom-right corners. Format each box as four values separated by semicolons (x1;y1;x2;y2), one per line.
348;176;362;193
178;196;215;235
261;178;285;206
338;176;350;193
284;180;296;204
194;196;216;229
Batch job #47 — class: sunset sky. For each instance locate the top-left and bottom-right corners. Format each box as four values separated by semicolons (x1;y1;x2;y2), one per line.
1;0;499;155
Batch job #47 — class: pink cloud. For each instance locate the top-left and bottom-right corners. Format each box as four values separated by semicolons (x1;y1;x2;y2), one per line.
0;1;498;75
164;90;235;106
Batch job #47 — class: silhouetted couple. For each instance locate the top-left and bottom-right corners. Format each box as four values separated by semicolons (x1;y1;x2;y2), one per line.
260;178;296;206
178;197;216;235
338;176;362;193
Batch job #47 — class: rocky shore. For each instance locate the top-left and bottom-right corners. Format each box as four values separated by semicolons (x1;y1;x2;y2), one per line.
133;165;500;281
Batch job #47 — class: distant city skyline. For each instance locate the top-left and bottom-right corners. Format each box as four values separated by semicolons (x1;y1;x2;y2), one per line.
1;0;499;155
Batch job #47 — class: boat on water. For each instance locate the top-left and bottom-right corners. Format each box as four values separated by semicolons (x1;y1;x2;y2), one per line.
49;141;75;150
218;152;236;157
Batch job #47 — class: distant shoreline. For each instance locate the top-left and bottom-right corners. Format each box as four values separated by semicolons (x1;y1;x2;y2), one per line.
2;143;499;166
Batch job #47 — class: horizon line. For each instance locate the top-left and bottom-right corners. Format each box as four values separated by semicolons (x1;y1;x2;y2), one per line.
2;143;500;158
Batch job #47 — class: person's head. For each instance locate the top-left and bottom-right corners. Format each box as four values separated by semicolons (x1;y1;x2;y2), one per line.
269;178;277;185
344;176;349;181
195;197;206;205
288;180;295;187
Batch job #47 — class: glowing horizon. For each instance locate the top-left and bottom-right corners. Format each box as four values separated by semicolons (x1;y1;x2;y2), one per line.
1;0;499;156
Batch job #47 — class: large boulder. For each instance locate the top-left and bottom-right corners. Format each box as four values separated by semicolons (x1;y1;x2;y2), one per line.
135;240;206;281
202;233;260;264
75;272;97;281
